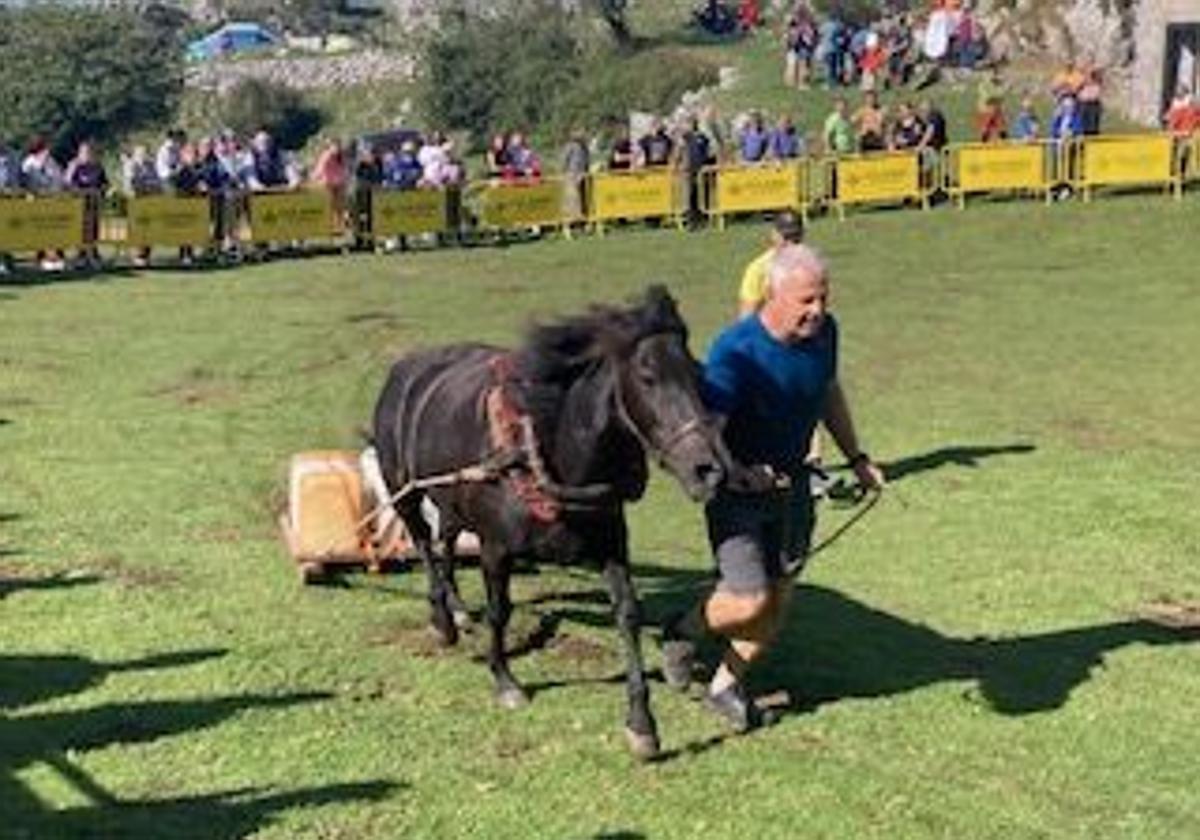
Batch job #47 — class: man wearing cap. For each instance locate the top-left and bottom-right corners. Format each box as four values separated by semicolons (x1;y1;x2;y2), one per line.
664;242;885;731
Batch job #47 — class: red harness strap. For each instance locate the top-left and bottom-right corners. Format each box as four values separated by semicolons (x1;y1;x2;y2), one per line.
485;354;562;525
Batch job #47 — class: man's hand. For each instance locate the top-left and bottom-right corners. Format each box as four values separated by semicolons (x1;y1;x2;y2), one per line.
725;462;787;494
851;454;886;491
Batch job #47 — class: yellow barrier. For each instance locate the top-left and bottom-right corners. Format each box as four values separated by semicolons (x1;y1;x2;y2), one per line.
590;170;679;229
476;179;565;230
126;195;212;248
946;142;1050;206
827;152;923;219
249;190;341;242
1078;134;1180;200
0;195;86;252
372;188;449;238
708;164;807;226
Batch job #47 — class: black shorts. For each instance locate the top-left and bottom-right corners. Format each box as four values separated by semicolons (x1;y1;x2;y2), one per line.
705;487;815;594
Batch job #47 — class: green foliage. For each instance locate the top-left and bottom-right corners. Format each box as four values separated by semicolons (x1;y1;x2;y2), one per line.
0;6;185;157
421;1;583;141
552;49;718;137
219;78;325;150
421;0;714;144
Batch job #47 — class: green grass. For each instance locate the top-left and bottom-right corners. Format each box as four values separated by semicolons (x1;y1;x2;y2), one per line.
3;191;1200;838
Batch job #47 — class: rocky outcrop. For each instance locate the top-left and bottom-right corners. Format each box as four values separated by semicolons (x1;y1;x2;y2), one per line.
980;0;1199;126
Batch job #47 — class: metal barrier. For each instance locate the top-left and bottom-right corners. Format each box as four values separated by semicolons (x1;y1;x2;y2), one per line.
370;187;454;240
247;189;345;244
468;177;571;237
822;151;927;220
1075;134;1181;201
703;162;809;227
588;169;682;232
944;141;1053;207
0;193;87;253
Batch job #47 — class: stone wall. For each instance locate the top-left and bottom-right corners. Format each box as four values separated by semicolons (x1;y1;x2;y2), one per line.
184;50;417;94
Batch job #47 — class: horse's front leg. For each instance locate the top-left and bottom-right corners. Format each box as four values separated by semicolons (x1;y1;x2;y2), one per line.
482;547;527;709
604;559;660;761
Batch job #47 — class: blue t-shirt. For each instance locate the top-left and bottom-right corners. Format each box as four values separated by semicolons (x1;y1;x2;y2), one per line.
702;314;839;473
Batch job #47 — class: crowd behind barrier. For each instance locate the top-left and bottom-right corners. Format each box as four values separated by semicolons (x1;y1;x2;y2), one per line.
2;131;1198;270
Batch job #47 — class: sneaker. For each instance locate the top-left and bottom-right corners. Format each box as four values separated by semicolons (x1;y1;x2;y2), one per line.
704;683;765;733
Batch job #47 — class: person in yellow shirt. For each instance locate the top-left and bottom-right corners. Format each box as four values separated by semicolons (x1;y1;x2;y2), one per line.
736;211;840;498
737;210;805;316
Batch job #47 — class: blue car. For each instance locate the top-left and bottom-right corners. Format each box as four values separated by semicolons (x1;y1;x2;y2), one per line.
186;22;282;62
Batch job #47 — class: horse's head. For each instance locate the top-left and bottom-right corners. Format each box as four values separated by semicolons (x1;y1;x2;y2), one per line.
608;286;726;503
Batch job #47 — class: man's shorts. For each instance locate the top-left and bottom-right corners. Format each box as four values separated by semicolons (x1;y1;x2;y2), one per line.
705;486;815;594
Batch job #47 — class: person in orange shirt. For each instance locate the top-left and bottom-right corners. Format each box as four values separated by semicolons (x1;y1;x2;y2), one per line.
1165;86;1200;135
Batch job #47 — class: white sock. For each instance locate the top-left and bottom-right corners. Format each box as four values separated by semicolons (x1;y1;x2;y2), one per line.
709;662;738;696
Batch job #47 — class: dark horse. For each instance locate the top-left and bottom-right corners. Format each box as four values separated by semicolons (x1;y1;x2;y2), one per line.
372;286;725;759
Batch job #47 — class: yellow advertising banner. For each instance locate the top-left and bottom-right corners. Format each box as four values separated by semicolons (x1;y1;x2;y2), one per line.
478;181;563;228
591;172;676;221
1082;136;1174;187
0;195;85;251
837;154;920;204
250;191;337;241
957;144;1046;193
715;165;803;214
372;188;448;237
126;195;211;248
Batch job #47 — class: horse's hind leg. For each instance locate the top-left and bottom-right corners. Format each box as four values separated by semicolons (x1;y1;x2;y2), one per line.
604;559;660;761
481;545;526;708
440;527;471;630
398;494;458;646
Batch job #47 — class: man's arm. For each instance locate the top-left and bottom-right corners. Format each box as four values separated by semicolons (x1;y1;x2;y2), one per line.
822;379;885;488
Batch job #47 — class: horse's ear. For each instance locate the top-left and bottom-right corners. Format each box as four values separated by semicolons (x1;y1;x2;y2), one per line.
640;284;688;340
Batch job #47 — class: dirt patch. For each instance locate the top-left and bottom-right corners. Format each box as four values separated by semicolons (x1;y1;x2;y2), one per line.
345;310;402;327
547;633;610;664
295;348;351;375
82;553;182;590
364;618;451;659
1048;415;1125;452
1138;597;1200;630
145;366;238;408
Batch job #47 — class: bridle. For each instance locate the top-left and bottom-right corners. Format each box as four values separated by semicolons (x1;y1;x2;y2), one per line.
609;350;715;471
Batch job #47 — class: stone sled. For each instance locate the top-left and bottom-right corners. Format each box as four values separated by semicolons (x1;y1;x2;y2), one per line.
278;448;479;584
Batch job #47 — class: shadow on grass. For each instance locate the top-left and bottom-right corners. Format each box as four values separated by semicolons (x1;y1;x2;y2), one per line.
1;647;401;838
879;442;1037;483
0;570;101;601
526;572;1199;720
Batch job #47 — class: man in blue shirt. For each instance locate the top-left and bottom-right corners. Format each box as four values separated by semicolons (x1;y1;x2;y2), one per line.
664;243;884;731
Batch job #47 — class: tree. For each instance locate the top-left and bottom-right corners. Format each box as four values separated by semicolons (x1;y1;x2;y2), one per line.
0;7;185;157
220;79;324;151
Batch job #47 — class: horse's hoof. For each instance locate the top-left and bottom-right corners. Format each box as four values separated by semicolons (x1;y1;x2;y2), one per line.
624;727;661;761
495;686;529;710
428;623;458;647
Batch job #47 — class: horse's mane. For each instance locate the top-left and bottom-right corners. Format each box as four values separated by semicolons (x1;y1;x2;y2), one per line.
515;285;688;387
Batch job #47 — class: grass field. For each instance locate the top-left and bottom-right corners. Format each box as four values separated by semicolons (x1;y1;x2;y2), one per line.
3;191;1199;838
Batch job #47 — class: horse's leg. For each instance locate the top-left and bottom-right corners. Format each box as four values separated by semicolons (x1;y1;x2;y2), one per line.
604;559;660;761
482;546;526;708
440;526;471;629
399;495;458;646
